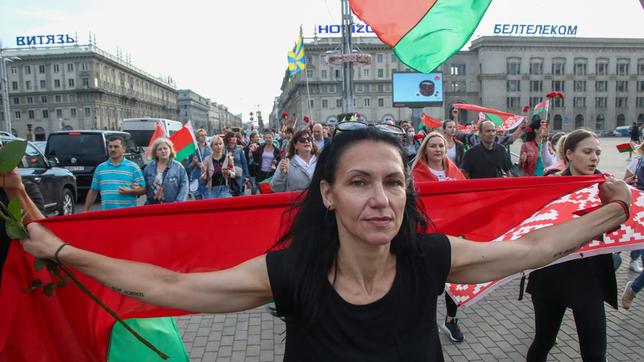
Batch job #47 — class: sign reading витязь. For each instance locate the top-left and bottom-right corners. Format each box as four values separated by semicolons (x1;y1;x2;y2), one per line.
16;34;76;47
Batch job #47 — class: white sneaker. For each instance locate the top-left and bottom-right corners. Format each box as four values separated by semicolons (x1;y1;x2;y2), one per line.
629;261;643;273
622;281;636;310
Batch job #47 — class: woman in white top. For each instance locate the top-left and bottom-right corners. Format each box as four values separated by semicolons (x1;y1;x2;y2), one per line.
441;120;465;166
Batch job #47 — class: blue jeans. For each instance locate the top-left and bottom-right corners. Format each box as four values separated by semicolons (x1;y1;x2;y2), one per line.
207;185;232;199
630;250;644;263
633;270;644;294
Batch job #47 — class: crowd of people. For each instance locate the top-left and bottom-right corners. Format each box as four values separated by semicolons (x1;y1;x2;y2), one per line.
0;112;640;361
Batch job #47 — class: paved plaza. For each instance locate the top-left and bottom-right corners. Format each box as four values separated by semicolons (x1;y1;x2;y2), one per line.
177;264;642;361
175;137;643;361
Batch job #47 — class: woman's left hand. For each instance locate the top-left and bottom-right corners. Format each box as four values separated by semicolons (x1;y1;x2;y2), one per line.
599;175;632;206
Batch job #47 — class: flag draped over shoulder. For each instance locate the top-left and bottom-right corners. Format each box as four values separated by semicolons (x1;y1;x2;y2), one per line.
349;0;492;73
287;28;306;80
3;175;643;361
168;121;197;162
453;103;525;131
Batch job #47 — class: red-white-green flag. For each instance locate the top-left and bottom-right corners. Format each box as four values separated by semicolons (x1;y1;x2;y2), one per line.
453;103;526;131
350;0;492;73
168;120;198;162
533;100;549;116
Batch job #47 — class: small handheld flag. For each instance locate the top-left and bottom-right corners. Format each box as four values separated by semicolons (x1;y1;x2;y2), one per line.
616;143;634;154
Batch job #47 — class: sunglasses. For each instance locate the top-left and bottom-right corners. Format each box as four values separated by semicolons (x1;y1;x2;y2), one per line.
333;121;405;137
297;137;312;143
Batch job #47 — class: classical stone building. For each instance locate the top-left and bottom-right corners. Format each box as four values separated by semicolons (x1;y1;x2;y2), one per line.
276;36;644;133
178;89;210;131
0;44;177;140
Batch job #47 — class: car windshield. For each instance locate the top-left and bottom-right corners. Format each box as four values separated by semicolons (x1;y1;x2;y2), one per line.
46;133;106;163
127;130;154;148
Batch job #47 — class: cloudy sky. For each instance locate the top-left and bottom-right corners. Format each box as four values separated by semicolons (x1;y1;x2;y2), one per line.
1;0;643;121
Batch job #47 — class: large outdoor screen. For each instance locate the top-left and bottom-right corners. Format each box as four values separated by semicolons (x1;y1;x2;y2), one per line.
392;71;444;107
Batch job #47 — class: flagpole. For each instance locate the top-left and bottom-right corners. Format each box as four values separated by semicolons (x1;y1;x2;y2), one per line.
186;119;202;163
302;26;312;124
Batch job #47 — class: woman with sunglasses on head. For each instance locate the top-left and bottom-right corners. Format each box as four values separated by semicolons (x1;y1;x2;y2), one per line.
270;129;319;193
410;132;465;342
16;122;631;361
526;129;618;362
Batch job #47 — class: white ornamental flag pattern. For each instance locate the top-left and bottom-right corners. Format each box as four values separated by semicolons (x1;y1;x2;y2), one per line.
447;185;644;308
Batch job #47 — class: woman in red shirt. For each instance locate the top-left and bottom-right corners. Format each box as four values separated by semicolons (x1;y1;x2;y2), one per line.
411;132;465;182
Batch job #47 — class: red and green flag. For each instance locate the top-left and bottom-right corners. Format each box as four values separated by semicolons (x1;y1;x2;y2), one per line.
533;100;549;116
168;120;197;162
616;143;634;153
419;112;442;130
258;177;273;194
453;103;525;131
350;0;492;73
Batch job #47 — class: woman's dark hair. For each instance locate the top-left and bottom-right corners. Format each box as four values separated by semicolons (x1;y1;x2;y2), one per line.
442;119;455;130
525;118;543;142
287;129;319;158
271;127;428;328
562;128;597;163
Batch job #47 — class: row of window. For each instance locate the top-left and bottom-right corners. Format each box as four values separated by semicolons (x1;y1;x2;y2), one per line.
308;97;389;109
11;78;90;91
507;96;644;109
304;53;398;65
11;62;89;75
13;107;91;120
11;93;87;105
507;80;644;93
506;58;644;76
548;114;644;131
313;68;393;80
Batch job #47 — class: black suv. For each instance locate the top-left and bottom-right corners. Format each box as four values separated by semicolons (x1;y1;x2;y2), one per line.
1;136;78;216
44;130;144;194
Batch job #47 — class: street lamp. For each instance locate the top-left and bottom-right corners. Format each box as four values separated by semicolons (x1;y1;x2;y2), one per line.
0;46;21;134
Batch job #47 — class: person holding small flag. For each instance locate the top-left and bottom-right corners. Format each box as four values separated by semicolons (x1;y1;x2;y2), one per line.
187;129;211;200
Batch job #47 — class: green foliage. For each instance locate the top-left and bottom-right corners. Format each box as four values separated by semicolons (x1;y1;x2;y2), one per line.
0;140;27;173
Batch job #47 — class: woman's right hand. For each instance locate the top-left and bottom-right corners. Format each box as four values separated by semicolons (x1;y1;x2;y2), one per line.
278;159;288;174
21;223;65;260
599;175;632;206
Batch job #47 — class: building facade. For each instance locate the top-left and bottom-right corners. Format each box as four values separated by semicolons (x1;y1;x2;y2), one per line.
177;89;210;131
0;44;178;140
276;36;644;133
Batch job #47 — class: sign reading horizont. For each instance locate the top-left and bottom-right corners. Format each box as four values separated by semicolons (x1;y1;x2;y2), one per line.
493;24;578;37
16;34;76;46
317;23;374;35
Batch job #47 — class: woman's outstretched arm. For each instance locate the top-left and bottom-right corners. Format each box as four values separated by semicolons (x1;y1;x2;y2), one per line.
448;176;630;284
22;223;273;314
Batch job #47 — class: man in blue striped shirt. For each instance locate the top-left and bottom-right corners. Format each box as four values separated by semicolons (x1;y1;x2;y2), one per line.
84;135;146;211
